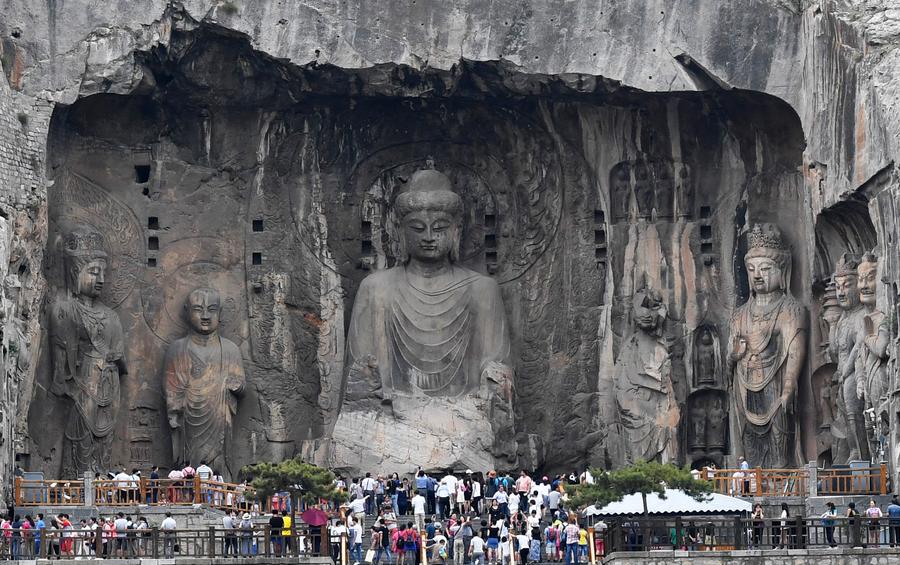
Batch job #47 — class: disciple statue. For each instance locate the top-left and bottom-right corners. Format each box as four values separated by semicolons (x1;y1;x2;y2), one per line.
164;287;245;473
694;326;720;386
328;164;516;472
828;254;868;462
613;286;679;464
50;226;127;475
729;223;807;468
854;252;890;454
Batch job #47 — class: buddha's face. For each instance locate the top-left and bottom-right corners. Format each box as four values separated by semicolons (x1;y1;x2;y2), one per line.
858;261;878;306
633;290;666;332
188;291;221;335
76;259;106;298
745;257;783;295
833;273;859;309
402;209;457;263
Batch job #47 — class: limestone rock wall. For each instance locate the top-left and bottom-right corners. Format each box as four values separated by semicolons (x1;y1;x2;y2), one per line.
0;0;898;487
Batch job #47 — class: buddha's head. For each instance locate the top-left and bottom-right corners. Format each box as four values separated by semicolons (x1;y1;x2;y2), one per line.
632;286;666;335
394;165;462;265
857;251;879;307
832;253;861;310
63;226;108;299
185;287;221;335
744;223;791;296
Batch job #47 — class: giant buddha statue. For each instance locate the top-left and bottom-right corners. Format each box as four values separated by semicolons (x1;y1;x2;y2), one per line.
729;223;807;468
327;164;517;472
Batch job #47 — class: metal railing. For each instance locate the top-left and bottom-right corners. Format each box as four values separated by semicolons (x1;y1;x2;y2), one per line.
602;515;900;553
703;464;888;497
0;525;328;560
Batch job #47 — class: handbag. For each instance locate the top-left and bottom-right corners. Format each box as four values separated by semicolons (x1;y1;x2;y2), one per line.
365;549;376;563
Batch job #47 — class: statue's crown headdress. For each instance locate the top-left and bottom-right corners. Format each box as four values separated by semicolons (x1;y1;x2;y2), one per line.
745;223;790;263
63;226;107;259
834;253;861;278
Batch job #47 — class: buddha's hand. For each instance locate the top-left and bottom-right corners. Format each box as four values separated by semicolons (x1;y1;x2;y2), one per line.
168;413;181;429
729;336;747;363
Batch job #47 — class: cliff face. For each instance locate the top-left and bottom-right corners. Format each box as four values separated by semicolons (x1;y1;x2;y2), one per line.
0;0;898;494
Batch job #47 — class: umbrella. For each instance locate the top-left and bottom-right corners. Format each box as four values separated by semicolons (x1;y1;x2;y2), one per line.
301;508;329;526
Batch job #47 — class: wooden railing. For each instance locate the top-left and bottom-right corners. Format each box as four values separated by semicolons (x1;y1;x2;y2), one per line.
817;465;888;496
15;477;258;510
704;467;808;497
703;464;888;497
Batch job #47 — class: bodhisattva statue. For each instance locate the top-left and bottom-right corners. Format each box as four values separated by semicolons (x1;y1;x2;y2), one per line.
828;253;869;462
613;286;678;464
164;287;245;473
854;252;890;454
50;227;127;475
329;165;516;472
729;223;807;468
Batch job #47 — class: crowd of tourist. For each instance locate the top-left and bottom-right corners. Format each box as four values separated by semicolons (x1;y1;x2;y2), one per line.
330;469;600;565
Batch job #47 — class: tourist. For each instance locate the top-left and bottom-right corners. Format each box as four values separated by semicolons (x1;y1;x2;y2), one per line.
388;473;402;517
114;512;128;557
282;509;293;556
452;517;466;565
866;499;883;547
750;504;765;549
776;503;789;549
821;502;837;548
392;524;407;565
399;478;412;515
456;478;468;516
442;473;459;515
269;510;284;557
101;517;114;557
167;467;184;504
469;531;486;565
34;513;44;557
577;523;588;562
437;476;451;519
739;457;751;494
161;512;177;559
563;516;579;565
362;473;378;516
492;487;510;519
412;490;427;532
888;497;900;547
222;510;236;557
471;475;483;516
515;472;532;498
848;502;862;548
515;529;530;564
349;518;363;565
58;514;73;557
46;518;60;559
369;524;384;565
239;512;253;556
148;465;160;504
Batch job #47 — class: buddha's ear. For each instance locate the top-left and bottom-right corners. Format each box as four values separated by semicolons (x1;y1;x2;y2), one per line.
449;224;461;263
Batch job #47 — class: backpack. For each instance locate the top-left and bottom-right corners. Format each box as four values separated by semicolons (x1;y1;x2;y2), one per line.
547;528;556;542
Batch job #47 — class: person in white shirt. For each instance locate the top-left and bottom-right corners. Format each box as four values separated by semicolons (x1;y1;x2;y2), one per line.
361;473;378;515
411;493;427;531
114;470;131;504
469;533;486;565
345;497;367;523
436;480;451;519
348;520;363;565
161;512;177;558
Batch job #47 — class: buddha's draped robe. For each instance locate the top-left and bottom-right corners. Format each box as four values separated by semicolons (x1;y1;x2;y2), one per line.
731;294;805;468
165;335;245;469
50;297;125;475
346;265;510;398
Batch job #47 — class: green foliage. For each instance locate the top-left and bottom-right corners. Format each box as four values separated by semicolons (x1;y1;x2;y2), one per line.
243;458;338;503
566;461;712;514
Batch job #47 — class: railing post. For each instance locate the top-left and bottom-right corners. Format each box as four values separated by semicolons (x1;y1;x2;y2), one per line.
152;527;159;559
208;526;215;558
807;461;817;497
14;477;21;506
881;464;888;495
320;524;328;556
264;525;270;557
755;468;763;496
674;517;682;549
733;516;743;550
794;516;805;549
419;527;427;565
194;475;201;504
140;477;147;505
588;527;596;563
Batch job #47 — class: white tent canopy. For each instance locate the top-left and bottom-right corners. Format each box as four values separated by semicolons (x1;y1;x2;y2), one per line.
582;488;752;516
